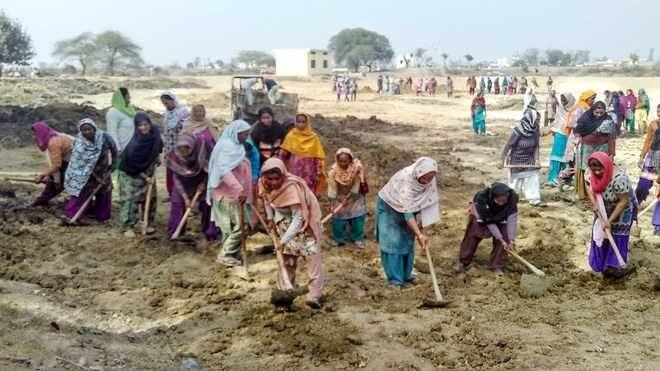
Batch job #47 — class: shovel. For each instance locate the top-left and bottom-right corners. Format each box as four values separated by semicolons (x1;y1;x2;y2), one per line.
233;202;250;280
504;245;545;276
418;242;450;309
67;182;104;225
251;205;308;307
321;202;347;225
141;178;155;235
170;189;203;240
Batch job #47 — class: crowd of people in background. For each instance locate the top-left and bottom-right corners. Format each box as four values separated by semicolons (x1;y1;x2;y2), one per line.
466;75;541;96
333;75;358;102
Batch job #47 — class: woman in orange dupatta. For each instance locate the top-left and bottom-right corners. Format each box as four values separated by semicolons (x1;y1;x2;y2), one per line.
563;90;597;200
279;113;326;195
258;158;325;309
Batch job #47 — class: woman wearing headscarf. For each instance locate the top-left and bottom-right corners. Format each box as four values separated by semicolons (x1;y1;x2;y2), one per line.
565;90;597;200
207;120;253;267
470;91;487;135
585;152;636;277
487;77;493;94
446;76;454;98
501;76;509;96
251;107;286;168
376;157;440;289
575;101;616;200
502;97;542;206
183;104;219;149
118;112;163;237
161;91;191;196
279;113;326;195
167;133;218;241
547;93;576;186
63;119;117;223
479;77;486;93
258;158;324;308
30;122;74;206
493;77;500;95
456;183;519;277
105;87;136;153
637;104;660;205
327;148;368;248
623;89;637;134
635;89;650;134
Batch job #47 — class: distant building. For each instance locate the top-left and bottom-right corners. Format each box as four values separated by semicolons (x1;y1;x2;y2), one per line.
273;49;334;76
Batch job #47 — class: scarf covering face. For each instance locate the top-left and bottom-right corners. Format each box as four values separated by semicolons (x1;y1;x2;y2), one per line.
258;158;322;242
575;101;608;136
587;151;614;194
473;182;519;224
514;107;540;137
331;148;364;187
183;104;218;137
206;120;251;204
111;89;137;118
167;132;208;177
32;121;58;151
378;157;440;226
280;113;326;160
64;119;105;197
120;112;163;176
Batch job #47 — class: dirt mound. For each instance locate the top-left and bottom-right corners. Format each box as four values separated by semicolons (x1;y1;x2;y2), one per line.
488;96;524;110
117;77;209;91
178;92;230;109
0;78;112;106
0;104;163;148
359;86;374;93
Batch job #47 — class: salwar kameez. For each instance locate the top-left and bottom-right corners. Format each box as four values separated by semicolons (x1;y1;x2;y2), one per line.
328;160;367;245
211;199;245;259
64;187;112;222
547;132;568;183
119;171;157;227
459;215;512;270
472;106;486;135
376;196;416;286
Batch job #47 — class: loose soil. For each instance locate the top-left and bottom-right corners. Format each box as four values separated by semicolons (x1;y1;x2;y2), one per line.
0;75;658;370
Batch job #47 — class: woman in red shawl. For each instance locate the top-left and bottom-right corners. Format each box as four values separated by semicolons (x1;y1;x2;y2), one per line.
30;122;74;206
585;152;635;278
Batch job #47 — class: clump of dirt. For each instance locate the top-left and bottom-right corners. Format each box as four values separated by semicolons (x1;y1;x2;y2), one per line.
359;86;374;93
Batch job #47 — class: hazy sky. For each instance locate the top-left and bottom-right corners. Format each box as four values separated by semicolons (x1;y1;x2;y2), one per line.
2;0;655;66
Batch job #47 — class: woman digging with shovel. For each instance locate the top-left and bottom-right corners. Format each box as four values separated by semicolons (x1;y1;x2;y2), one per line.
257;158;324;309
118;112;163;237
585;152;636;279
376;157;440;290
62;119;117;225
455;183;519;277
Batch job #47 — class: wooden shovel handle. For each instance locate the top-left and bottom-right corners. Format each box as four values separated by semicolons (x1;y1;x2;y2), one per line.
251;204;293;289
505;247;545;276
638;199;658;218
141;179;154;235
321;202;346;224
170;188;203;239
70;182;104;224
424;245;444;302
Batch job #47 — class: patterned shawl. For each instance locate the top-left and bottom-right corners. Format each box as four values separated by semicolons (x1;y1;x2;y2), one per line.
64;119;105;197
167;132;208;177
258;158;322;242
330;148;364;187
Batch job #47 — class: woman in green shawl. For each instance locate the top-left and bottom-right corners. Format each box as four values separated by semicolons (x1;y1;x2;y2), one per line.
106;87;137;153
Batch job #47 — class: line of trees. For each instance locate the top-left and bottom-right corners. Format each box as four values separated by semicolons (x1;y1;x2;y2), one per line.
521;48;591;67
52;31;143;75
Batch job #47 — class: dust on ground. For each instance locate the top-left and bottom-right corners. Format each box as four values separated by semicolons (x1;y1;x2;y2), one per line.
0;74;659;370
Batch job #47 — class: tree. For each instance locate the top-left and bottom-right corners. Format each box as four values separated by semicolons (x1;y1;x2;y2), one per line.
414;48;426;67
0;11;35;76
233;50;275;68
629;53;640;65
545;49;565;66
464;54;474;64
328;28;394;72
573;50;591;65
94;31;143;75
522;48;540;66
52;32;98;76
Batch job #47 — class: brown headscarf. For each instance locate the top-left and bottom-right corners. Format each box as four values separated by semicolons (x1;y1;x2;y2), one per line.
330;148;364;187
258;158;322;242
183;104;219;138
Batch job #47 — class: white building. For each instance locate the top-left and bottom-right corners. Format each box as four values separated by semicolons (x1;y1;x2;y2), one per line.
273;49;334;76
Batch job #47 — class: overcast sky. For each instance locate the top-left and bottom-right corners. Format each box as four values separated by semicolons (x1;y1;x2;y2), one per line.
2;0;655;66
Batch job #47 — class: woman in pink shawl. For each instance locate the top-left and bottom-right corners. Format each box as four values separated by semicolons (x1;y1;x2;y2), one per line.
30;122;74;206
623;89;637;134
